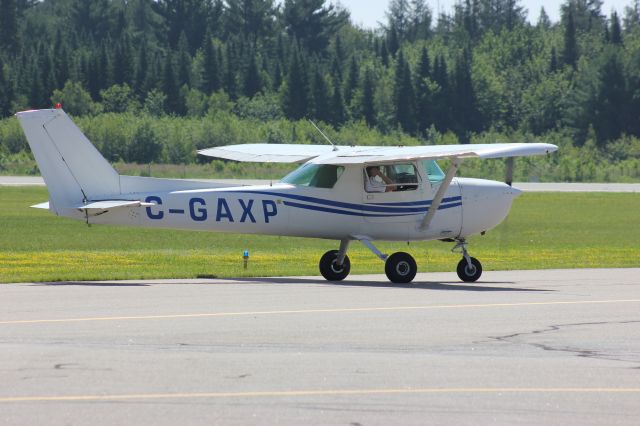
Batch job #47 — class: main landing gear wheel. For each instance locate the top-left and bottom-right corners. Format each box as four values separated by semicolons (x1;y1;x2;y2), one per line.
385;252;417;284
456;257;482;282
319;250;351;281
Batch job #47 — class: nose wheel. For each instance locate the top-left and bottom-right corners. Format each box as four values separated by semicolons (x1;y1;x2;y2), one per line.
452;239;483;282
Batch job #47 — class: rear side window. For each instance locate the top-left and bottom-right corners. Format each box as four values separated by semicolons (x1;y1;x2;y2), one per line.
422;160;445;183
282;164;345;188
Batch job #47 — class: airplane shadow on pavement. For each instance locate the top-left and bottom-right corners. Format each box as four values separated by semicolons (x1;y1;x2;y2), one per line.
217;277;553;292
29;278;552;292
32;282;151;287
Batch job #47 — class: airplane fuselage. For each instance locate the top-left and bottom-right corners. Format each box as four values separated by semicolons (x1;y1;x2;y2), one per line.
76;174;520;242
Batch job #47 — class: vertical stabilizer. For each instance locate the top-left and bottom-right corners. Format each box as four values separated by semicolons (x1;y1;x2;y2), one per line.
16;108;120;214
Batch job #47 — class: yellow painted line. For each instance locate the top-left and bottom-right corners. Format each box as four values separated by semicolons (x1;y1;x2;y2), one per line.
1;299;640;325
1;388;640;403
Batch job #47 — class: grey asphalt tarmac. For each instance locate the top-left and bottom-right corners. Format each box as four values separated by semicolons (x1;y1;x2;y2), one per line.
1;269;639;425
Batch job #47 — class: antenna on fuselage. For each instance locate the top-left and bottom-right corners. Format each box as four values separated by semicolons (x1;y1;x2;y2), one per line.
309;120;338;151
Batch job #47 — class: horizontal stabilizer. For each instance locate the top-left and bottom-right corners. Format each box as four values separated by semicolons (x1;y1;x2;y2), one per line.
31;201;50;209
76;200;155;214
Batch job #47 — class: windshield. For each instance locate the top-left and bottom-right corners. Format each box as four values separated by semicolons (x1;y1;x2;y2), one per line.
281;164;345;188
422;160;445;183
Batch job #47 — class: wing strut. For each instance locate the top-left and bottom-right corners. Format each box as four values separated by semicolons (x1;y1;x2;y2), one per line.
420;158;463;230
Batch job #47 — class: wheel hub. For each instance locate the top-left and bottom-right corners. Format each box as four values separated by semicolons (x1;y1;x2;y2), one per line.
396;261;410;276
331;261;344;274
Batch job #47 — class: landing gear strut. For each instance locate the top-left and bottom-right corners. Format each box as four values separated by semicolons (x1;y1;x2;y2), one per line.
452;239;482;282
318;238;419;284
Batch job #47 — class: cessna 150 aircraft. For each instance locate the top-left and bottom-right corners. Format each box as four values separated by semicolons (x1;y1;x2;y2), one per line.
17;108;557;283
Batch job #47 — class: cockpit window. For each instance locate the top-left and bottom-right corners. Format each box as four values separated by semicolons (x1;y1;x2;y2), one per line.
281;164;345;188
422;160;445;183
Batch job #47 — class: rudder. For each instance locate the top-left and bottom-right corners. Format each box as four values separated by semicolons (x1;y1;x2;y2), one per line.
16;108;120;214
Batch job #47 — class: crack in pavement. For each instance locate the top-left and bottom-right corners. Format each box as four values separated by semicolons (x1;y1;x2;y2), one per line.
488;320;640;368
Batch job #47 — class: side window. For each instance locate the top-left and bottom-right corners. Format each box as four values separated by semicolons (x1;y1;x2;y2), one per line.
282;164;344;188
364;163;420;193
422;160;445;184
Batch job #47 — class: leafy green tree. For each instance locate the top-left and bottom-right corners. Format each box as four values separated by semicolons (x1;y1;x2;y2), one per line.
610;11;622;45
201;36;221;95
593;52;627;145
408;0;432;41
623;0;640;30
282;50;309;119
134;38;150;97
51;81;97;116
113;33;134;87
70;0;114;40
224;0;276;43
549;47;559;73
282;0;349;54
0;0;19;55
451;48;480;140
152;0;210;51
223;43;238;99
162;52;183;114
311;69;331;122
176;32;192;88
128;121;161;164
415;46;432;133
100;84;135;113
563;8;578;69
243;53;263;98
361;68;376;127
331;81;346;125
386;0;410;42
537;7;551;30
143;88;167;116
561;0;605;34
0;59;15;117
344;56;358;106
394;50;416;134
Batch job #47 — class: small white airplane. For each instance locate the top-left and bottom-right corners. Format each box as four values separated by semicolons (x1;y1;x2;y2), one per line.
17;107;557;283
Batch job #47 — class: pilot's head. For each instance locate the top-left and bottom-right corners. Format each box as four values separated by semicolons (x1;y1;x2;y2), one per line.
366;166;379;177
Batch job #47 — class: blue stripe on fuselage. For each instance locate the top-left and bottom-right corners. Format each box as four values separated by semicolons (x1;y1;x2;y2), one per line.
238;190;461;214
283;201;462;217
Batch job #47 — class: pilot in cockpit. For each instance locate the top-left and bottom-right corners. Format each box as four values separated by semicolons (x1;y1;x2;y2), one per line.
365;166;396;192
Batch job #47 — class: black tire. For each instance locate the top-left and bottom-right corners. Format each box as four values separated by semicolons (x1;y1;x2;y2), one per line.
385;252;417;284
319;250;350;281
456;257;482;282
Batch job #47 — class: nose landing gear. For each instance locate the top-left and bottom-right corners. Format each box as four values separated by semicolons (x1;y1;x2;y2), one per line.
452;239;482;282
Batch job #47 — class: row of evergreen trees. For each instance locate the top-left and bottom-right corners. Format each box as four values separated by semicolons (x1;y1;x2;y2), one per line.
2;0;640;147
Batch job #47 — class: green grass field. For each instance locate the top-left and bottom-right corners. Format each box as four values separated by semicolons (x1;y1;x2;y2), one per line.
1;186;638;283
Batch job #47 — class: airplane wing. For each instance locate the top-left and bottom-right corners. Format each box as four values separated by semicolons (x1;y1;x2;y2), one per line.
198;143;557;164
198;144;355;163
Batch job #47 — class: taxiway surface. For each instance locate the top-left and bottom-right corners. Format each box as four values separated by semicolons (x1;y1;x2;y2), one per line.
1;269;639;425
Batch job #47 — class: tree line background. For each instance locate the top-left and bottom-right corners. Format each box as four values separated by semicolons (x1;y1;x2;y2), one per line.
1;0;640;182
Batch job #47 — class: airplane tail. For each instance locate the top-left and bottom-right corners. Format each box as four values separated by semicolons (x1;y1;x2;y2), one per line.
16;108;120;215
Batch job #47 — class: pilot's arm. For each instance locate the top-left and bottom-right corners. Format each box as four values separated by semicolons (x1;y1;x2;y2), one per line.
374;169;396;192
